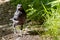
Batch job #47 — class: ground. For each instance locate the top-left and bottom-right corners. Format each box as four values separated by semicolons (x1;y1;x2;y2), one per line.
0;25;41;40
1;33;40;40
0;24;55;40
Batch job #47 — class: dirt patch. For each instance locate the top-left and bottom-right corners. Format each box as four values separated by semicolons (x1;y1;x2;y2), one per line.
1;33;40;40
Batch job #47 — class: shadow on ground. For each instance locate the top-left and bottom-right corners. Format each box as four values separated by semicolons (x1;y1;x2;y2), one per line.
28;30;44;35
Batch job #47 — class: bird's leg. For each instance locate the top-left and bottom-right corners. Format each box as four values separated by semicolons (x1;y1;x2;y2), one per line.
18;25;23;37
12;22;17;34
21;25;23;30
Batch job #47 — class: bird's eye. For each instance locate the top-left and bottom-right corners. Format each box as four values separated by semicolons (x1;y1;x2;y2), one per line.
20;6;22;7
